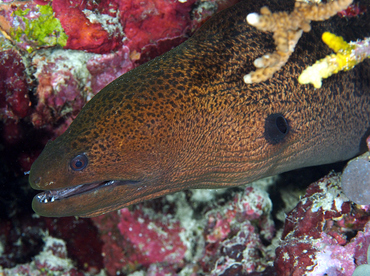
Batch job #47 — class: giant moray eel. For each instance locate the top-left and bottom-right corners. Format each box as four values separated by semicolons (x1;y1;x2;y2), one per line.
29;0;370;217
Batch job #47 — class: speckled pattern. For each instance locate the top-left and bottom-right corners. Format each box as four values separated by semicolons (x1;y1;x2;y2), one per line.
29;0;370;217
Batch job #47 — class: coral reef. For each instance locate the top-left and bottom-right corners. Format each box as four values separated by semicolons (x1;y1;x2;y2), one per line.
353;243;370;276
30;49;93;128
92;207;187;275
0;235;93;276
0;0;208;173
119;0;195;53
202;185;276;275
86;46;134;94
0;0;369;275
274;172;370;276
0;203;104;274
244;0;353;84
91;184;276;275
0;1;241;275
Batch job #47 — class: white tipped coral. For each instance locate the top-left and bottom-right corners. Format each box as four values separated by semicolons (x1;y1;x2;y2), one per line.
246;13;260;26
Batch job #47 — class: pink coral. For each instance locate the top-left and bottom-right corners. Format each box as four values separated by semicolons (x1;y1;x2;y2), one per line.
87;46;134;94
31;50;88;128
92;206;187;275
117;208;187;265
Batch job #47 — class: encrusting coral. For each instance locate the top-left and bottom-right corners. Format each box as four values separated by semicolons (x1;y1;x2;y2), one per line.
353;243;370;276
299;32;370;88
244;0;353;84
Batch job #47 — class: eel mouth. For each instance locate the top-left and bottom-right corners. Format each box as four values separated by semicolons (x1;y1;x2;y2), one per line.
36;180;139;204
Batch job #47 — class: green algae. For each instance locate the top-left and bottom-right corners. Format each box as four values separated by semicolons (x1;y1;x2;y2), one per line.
11;5;68;52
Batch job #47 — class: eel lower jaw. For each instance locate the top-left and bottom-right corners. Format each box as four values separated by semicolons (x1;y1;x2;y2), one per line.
35;180;139;204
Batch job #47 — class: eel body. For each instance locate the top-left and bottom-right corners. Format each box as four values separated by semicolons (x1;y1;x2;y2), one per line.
29;0;370;217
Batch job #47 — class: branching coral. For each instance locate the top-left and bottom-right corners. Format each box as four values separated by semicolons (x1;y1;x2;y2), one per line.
243;0;353;84
299;32;370;88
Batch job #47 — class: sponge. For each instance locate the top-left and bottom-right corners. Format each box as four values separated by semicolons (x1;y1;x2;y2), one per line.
341;153;370;205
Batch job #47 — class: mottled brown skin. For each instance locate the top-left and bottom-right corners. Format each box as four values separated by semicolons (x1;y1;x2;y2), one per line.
29;0;370;217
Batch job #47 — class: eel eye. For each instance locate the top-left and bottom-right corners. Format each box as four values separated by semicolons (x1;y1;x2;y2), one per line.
70;154;88;171
265;113;289;144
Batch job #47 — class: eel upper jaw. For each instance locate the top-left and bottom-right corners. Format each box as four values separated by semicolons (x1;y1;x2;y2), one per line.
35;180;140;204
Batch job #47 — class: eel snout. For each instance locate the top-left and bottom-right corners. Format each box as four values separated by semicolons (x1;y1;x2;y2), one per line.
34;180;139;203
30;178;172;217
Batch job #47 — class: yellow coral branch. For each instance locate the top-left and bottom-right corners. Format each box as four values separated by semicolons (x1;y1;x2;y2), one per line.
298;33;370;88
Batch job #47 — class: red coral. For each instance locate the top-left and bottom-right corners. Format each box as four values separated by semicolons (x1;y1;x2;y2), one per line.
119;0;196;52
0;49;31;120
275;173;370;276
51;0;123;53
337;3;367;18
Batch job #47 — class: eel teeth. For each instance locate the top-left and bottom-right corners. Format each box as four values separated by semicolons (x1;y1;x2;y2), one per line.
37;182;111;203
36;180;139;203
